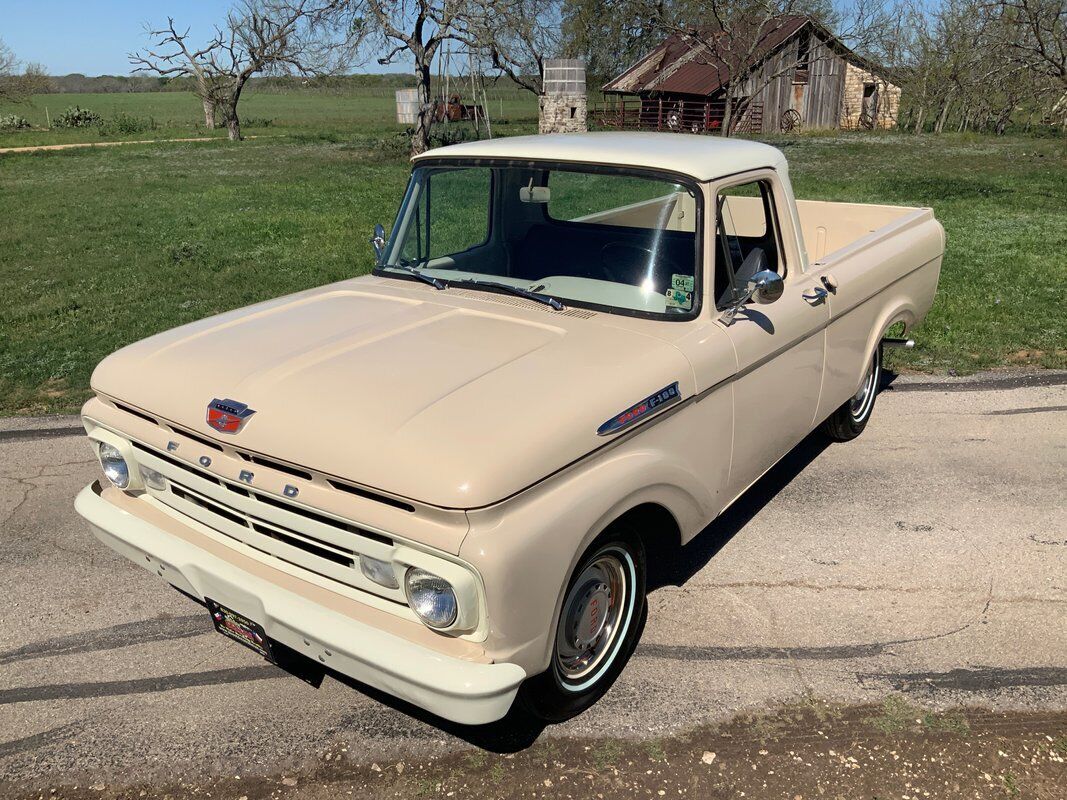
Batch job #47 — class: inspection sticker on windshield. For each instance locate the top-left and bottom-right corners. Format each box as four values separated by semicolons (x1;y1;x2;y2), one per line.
666;288;693;310
671;274;695;293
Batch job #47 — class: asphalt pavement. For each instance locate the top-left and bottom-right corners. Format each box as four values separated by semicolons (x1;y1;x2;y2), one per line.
1;372;1064;787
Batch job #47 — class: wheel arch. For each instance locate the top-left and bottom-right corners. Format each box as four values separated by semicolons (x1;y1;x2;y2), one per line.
612;501;683;552
463;438;717;675
857;300;917;389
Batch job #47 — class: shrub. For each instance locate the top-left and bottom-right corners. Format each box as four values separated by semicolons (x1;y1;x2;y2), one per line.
0;114;31;131
98;112;157;135
374;130;414;156
52;105;102;128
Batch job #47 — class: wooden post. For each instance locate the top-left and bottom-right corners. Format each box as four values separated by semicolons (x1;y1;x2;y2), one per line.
703;102;710;133
657;98;663;130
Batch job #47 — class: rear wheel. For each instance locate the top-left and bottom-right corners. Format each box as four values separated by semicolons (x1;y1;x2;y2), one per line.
821;344;881;442
518;527;646;722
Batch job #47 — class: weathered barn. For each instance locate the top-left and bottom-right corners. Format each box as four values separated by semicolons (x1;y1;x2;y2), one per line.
599;16;900;134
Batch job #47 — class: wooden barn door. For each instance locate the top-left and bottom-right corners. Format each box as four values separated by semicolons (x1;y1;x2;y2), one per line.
862;83;880;120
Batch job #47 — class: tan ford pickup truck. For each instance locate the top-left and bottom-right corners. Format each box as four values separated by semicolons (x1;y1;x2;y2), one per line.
76;133;943;725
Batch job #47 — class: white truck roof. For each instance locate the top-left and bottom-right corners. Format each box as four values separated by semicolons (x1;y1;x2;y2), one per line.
413;132;787;181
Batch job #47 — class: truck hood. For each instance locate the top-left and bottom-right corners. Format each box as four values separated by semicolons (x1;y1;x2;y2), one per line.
91;278;695;508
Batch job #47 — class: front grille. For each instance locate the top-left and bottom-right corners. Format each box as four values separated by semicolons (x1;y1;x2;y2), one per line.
169;425;224;452
237;451;313;481
131;442;405;603
171;484;248;528
170;479;359;570
113;402;158;426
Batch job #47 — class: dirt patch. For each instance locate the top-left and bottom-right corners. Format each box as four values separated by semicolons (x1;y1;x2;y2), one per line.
4;699;1065;799
0;136;272;154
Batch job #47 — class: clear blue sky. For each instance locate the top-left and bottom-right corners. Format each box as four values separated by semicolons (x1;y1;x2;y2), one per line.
0;0;403;75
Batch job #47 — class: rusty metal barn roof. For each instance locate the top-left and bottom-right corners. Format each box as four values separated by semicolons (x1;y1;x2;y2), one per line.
603;15;812;97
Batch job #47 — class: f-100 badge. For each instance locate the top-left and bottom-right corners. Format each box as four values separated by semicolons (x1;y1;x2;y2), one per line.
597;383;682;436
206;398;256;434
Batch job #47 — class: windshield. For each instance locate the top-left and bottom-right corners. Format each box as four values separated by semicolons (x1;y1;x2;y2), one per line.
377;162;701;318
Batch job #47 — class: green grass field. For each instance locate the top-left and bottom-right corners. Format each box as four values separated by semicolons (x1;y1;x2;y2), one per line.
0;88;540;147
1;90;1065;415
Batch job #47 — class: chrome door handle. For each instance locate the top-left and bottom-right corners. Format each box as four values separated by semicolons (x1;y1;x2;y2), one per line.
802;286;828;305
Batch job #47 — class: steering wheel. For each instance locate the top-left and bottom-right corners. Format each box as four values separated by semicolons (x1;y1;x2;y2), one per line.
599;242;684;288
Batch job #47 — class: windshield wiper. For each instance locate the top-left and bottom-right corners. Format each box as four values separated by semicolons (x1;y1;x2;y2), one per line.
384;260;447;290
453;279;565;311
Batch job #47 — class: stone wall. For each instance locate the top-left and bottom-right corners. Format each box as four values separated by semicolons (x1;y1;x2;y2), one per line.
539;94;588;134
840;61;901;129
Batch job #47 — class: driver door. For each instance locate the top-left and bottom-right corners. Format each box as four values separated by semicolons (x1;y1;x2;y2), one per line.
715;174;829;502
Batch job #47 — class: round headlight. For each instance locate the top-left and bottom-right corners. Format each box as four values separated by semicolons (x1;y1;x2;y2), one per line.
404;568;457;629
98;442;130;489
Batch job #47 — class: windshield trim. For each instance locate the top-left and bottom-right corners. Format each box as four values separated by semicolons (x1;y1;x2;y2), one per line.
373;157;705;323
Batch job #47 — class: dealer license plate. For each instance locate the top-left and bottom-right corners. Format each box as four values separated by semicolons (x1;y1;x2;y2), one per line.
207;599;275;662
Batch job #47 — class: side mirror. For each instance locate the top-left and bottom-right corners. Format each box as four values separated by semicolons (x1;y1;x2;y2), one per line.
721;269;784;325
749;270;783;305
370;223;387;263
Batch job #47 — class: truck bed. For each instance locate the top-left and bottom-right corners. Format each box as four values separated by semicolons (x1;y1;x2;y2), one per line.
794;199;932;265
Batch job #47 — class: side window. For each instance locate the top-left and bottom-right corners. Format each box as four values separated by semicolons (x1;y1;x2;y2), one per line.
715;179;781;307
419;167;491;261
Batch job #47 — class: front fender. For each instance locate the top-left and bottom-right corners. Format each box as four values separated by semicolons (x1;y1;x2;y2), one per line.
461;399;728;675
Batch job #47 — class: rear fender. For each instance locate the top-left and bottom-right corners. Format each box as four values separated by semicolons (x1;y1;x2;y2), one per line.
857;255;942;390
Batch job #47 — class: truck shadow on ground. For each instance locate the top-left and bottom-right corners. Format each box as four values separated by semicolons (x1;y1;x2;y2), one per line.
336;424;842;753
647;428;831;591
650;366;900;591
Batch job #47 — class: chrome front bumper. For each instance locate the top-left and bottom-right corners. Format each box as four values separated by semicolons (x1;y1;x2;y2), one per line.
75;482;525;725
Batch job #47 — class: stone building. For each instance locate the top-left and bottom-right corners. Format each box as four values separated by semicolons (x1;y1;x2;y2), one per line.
539;59;588;135
600;16;900;133
841;62;901;129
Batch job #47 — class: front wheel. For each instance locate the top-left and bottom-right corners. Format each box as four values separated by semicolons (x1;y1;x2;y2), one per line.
518;527;646;722
820;344;882;442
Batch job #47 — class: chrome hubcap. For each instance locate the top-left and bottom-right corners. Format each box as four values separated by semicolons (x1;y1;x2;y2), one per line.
850;353;878;420
555;554;627;681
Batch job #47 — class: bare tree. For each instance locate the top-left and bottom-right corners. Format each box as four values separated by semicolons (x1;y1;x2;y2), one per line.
0;38;51;103
992;0;1066;126
563;0;670;77
994;0;1066;89
0;40;15;79
131;0;357;140
131;20;226;128
889;0;1062;134
353;0;472;155
463;0;565;95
